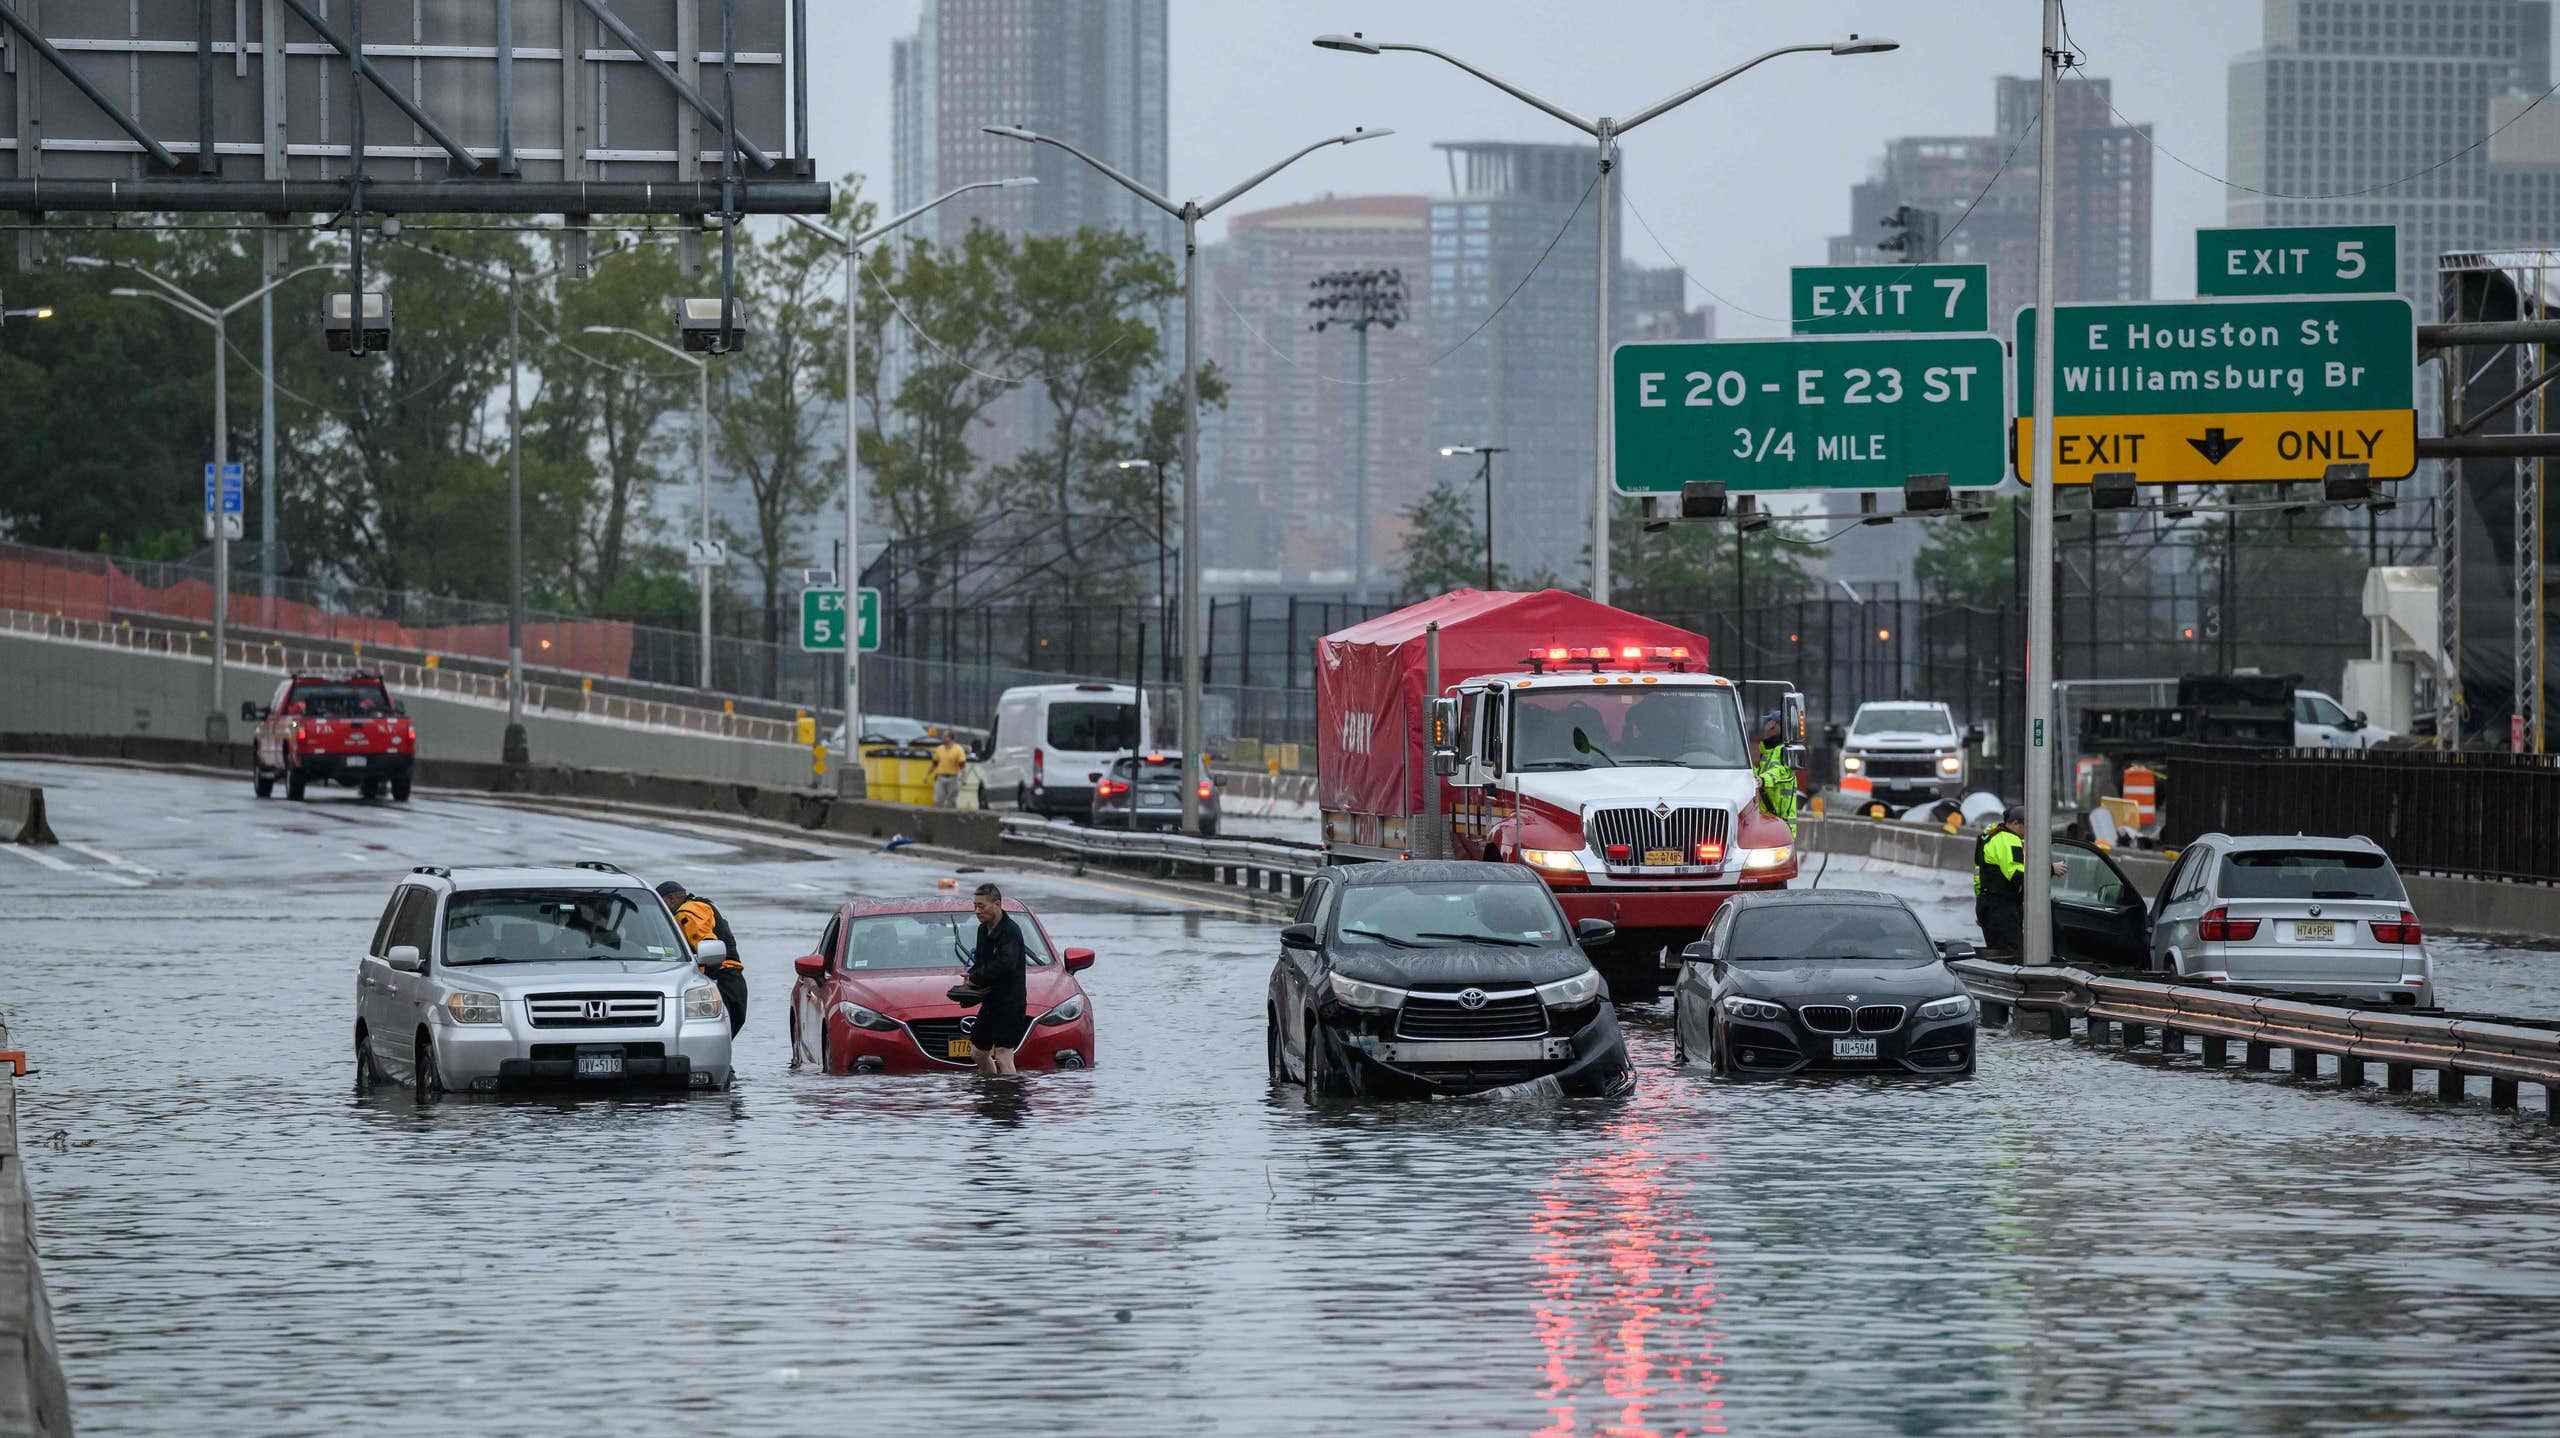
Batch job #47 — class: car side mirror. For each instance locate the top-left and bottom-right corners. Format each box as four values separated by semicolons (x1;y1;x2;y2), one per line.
1680;940;1712;964
2353;711;2369;728
1213;775;1228;789
1823;723;1846;748
793;954;825;981
1936;939;1978;962
695;939;728;963
385;944;424;973
1064;947;1096;972
1574;918;1617;947
1279;923;1319;950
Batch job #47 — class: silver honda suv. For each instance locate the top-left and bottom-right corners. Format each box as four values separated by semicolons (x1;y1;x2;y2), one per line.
353;863;735;1095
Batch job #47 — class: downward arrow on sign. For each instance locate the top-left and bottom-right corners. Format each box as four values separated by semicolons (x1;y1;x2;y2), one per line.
2188;428;2244;465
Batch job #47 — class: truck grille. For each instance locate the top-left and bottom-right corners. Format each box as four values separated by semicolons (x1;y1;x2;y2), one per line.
1395;989;1548;1041
906;1017;974;1061
1798;1005;1853;1033
1585;806;1732;864
1860;756;1942;780
1856;1004;1907;1033
526;992;664;1028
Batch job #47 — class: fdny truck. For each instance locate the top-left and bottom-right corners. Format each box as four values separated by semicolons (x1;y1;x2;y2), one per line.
1316;589;1803;1001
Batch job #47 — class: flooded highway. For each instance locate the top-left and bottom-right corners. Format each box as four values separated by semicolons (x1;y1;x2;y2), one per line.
9;757;2560;1435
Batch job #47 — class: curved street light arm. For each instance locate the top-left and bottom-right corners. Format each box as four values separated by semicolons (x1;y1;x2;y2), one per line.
583;323;704;370
221;261;348;319
108;287;209;327
1365;42;1595;135
854;175;1038;248
984;125;1177;217
105;261;218;321
1200;128;1393;217
1617;42;1840;135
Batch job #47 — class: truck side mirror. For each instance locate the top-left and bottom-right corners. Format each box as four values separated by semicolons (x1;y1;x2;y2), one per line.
1426;696;1460;776
1782;743;1808;770
240;701;264;722
1430;749;1458;777
1781;690;1807;744
1822;722;1845;748
1964;722;1986;746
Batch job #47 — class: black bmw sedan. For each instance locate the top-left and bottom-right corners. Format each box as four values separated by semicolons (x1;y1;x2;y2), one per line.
1267;860;1634;1099
1671;890;1978;1077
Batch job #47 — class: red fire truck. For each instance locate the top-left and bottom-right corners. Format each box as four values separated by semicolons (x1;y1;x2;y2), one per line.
1317;590;1803;1000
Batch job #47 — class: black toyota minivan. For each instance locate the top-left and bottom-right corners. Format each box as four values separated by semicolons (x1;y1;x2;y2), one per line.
1265;860;1634;1098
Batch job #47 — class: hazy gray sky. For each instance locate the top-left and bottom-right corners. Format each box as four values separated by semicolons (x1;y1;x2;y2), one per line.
807;1;2267;337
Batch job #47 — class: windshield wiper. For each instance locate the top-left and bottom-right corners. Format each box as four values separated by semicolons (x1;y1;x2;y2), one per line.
1515;760;1595;772
1339;926;1424;949
1414;931;1539;947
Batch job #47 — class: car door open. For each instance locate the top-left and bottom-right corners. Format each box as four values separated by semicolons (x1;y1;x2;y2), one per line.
2050;838;2148;967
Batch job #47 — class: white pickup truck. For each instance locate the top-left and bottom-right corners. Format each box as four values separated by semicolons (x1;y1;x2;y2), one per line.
1828;701;1981;805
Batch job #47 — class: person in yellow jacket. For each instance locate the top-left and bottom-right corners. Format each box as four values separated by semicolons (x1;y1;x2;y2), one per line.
657;879;745;1034
930;729;969;808
1754;711;1799;838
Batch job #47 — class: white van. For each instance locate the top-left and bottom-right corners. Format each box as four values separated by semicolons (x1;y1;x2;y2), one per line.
983;682;1149;819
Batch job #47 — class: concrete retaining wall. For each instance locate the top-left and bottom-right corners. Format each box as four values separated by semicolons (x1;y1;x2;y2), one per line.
0;629;810;789
1802;816;2556;942
0;1020;71;1438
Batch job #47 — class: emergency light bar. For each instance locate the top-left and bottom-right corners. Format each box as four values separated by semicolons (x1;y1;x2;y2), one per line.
1517;644;1694;675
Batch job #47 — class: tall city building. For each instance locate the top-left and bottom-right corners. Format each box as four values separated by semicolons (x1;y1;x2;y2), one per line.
1829;76;2153;332
1198;196;1435;591
889;0;1174;257
2231;0;2553;312
1423;141;1692;588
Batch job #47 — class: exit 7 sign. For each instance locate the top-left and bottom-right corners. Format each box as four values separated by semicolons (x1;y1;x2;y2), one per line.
1790;262;1990;335
799;587;881;653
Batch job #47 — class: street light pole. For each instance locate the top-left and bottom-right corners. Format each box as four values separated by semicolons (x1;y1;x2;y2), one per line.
1441;445;1508;588
585;324;714;690
81;256;342;741
2021;0;2064;965
1315;31;1897;602
505;266;527;762
787;175;1035;798
986;122;1389;835
1114;458;1168;681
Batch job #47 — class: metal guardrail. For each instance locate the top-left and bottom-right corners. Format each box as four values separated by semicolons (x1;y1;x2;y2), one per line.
998;815;1323;898
1953;958;2560;1120
4;608;800;745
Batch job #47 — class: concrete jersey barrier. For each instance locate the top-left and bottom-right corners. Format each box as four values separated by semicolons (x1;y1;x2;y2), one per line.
0;785;53;846
0;1019;73;1437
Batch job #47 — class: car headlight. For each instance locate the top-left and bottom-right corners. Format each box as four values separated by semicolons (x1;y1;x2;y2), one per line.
1521;847;1584;873
1535;968;1603;1009
444;990;503;1025
683;984;726;1022
1841;754;1864;773
1327;973;1407;1012
1720;995;1788;1022
1740;845;1792;870
1917;994;1975;1021
1937;754;1963;774
832;1001;898;1031
1036;994;1088;1028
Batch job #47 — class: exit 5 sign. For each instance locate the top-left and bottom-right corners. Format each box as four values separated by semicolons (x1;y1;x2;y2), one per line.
2197;224;2396;296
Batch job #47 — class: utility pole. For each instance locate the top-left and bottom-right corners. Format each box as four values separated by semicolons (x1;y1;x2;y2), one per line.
1310;267;1407;604
1439;445;1507;588
2022;0;2064;966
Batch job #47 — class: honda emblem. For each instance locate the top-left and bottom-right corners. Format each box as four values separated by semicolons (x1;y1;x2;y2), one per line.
585;999;608;1021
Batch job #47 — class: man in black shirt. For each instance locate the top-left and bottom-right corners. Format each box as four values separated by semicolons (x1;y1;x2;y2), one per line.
966;882;1031;1075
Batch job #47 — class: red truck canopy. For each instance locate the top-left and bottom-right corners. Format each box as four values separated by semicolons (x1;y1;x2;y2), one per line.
1315;589;1714;815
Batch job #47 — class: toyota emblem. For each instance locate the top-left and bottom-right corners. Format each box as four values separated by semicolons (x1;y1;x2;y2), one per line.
1457;987;1489;1010
585;999;608;1021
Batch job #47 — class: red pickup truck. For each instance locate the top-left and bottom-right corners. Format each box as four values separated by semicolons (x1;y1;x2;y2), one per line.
246;671;417;802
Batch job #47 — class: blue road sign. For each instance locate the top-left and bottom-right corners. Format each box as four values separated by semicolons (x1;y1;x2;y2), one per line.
204;463;244;515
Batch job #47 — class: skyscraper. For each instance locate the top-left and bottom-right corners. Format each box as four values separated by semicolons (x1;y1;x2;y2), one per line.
1829;75;2152;332
2230;0;2553;313
889;0;1173;258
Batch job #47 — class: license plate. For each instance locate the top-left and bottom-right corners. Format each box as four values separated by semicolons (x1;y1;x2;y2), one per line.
946;1039;973;1059
2295;920;2335;941
1644;847;1684;867
343;756;367;768
1142;793;1174;807
576;1051;624;1078
1832;1038;1879;1059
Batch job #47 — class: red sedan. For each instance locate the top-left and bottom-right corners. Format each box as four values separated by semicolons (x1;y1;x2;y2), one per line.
789;898;1098;1074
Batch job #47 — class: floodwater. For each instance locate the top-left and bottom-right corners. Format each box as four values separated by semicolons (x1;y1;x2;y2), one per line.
9;758;2560;1436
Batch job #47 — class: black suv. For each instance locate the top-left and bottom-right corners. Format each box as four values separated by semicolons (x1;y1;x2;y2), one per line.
1266;860;1633;1098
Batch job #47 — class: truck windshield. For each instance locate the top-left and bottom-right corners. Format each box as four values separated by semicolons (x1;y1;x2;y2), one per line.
1336;881;1565;947
441;889;687;965
1850;705;1953;736
1510;688;1748;770
841;912;1054;970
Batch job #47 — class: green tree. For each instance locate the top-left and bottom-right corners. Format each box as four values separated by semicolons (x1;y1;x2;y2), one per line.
1394;475;1492;598
1913;495;2019;604
854;225;1029;539
1613;516;1817;611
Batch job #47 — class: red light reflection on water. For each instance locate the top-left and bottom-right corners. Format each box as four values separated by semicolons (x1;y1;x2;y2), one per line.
1528;1113;1725;1437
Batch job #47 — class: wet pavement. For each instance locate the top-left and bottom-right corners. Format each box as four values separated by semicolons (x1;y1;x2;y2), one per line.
8;757;2560;1436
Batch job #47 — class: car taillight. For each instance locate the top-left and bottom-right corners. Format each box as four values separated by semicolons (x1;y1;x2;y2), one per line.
1033;747;1044;783
2199;908;2260;942
1197;780;1213;801
1697;841;1725;864
2371;910;2424;945
1096;779;1129;799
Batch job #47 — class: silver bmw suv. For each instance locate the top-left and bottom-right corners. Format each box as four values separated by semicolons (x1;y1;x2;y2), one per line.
354;863;735;1095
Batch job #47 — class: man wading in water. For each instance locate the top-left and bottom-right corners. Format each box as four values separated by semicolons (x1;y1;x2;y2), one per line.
961;882;1031;1075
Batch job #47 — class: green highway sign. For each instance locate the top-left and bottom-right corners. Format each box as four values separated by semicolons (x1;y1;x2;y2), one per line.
1790;262;1989;334
2197;224;2396;296
2013;294;2416;484
1612;334;2008;492
799;587;881;653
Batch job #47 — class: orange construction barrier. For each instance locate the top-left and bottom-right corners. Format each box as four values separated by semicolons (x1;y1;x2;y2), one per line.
2121;764;2158;831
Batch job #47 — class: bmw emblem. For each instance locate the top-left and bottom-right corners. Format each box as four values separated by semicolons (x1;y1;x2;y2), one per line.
1846;994;1860;1002
1457;987;1489;1010
2309;905;2322;917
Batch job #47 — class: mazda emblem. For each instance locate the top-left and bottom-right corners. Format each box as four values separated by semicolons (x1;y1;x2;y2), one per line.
1457;987;1489;1010
585;999;607;1021
958;1014;977;1031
